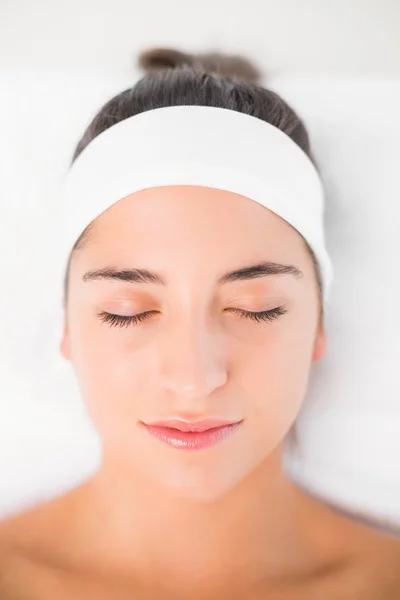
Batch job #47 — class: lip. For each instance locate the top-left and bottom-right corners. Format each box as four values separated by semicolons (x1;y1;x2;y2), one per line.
141;418;243;450
145;418;240;432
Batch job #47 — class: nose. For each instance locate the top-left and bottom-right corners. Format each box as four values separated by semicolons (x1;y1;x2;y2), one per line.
156;317;228;403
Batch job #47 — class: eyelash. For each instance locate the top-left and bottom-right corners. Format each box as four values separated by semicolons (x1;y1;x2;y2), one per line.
97;306;287;329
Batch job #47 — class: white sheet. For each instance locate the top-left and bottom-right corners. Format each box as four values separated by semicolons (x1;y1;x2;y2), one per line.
0;67;399;526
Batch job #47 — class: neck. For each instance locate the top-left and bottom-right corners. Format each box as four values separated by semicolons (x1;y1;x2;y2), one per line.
67;443;350;590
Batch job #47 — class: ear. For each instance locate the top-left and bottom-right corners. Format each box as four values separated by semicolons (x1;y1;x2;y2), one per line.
60;321;71;361
312;328;327;362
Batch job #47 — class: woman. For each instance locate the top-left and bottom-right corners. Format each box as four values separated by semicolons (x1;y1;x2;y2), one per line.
1;47;399;599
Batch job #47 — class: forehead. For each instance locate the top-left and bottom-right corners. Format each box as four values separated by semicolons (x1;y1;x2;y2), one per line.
67;186;313;297
64;189;321;316
88;185;303;253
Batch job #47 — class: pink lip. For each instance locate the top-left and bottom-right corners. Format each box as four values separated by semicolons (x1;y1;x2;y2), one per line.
141;419;243;450
146;418;239;432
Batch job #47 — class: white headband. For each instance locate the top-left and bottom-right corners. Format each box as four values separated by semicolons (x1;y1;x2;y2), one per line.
60;105;334;304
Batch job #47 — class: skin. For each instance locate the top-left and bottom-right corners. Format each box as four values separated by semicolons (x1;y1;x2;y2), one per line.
1;185;400;599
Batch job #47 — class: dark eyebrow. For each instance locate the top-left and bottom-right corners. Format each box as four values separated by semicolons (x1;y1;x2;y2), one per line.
82;261;303;286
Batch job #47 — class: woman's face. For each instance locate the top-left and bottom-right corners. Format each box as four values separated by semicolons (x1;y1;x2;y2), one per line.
61;186;326;501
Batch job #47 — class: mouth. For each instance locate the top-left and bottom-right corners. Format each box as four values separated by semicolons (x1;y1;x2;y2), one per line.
140;418;243;450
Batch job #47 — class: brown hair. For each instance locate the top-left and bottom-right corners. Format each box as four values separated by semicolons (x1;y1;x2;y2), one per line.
66;47;324;327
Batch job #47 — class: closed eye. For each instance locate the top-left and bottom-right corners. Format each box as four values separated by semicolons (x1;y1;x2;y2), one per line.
97;306;287;328
227;306;287;323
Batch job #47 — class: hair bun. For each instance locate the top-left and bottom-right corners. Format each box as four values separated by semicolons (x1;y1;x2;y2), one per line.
137;47;263;85
138;47;194;72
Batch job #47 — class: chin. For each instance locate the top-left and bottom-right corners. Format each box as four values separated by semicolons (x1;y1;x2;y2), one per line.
149;461;250;503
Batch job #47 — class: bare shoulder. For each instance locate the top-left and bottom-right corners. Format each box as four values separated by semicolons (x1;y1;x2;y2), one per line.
1;482;400;600
0;487;89;599
295;483;400;597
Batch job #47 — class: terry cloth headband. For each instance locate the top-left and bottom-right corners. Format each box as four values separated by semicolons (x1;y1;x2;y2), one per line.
59;105;334;304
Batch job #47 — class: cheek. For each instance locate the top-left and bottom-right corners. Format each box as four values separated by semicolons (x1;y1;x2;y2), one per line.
68;318;152;429
241;320;316;445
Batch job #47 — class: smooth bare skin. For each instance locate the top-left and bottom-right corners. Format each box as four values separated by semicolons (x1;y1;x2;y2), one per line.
1;186;400;599
64;185;326;502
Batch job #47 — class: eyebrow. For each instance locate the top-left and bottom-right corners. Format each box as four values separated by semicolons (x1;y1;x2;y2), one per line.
82;261;303;286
